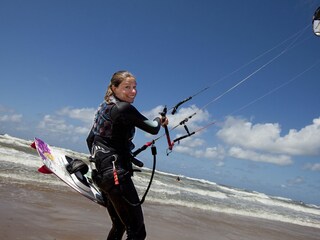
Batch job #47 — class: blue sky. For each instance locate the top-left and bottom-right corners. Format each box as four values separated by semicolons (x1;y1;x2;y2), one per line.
1;0;320;205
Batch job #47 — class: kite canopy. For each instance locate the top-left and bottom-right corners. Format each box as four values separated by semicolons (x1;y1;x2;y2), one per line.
313;7;320;36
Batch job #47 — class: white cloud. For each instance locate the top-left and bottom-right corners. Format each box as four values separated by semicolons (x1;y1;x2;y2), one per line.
174;144;225;159
217;116;320;157
38;113;90;136
0;114;22;122
36;106;97;137
228;147;293;165
304;163;320;171
217;116;281;151
275;118;320;156
171;137;206;156
38;115;70;133
170;105;210;132
57;107;95;124
0;105;23;123
201;146;225;159
216;161;224;167
174;135;225;160
287;176;304;186
173;135;205;148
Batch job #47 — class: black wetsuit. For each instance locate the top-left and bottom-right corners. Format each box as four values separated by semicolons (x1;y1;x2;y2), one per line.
86;98;161;240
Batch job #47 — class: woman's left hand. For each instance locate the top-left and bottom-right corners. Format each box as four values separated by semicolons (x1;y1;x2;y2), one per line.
160;116;169;127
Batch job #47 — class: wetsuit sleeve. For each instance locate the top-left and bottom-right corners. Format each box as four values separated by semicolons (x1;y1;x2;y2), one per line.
86;128;94;153
111;102;161;135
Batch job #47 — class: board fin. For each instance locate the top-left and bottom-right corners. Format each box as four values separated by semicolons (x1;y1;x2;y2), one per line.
30;141;36;149
38;165;53;174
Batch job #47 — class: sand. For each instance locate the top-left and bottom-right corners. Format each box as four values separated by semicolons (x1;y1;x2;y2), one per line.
1;181;319;240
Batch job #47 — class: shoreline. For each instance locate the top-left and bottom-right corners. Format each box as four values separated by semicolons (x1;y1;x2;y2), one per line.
1;180;320;240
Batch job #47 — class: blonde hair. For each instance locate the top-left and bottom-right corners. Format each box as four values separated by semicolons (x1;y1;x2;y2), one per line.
104;70;135;103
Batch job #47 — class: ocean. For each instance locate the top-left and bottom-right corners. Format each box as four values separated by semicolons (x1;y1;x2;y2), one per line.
1;134;319;229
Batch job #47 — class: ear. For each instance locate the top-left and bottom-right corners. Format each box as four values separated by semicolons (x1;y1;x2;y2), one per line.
111;85;116;93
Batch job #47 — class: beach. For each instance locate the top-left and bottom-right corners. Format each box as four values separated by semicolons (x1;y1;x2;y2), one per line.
1;180;319;240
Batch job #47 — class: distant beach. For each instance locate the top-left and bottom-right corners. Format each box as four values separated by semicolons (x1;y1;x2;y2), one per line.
1;181;319;240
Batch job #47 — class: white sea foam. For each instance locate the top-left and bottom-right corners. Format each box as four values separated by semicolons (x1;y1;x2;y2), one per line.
0;172;63;187
0;148;40;168
146;196;320;229
1;134;320;229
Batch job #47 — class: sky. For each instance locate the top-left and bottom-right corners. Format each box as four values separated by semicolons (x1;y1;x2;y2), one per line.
1;0;320;205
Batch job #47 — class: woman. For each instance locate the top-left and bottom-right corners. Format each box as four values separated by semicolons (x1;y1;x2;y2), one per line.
86;70;168;240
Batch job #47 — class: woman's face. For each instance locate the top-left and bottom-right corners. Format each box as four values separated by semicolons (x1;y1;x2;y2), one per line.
112;77;137;103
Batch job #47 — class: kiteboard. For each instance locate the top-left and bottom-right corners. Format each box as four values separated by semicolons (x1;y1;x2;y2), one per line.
31;137;105;207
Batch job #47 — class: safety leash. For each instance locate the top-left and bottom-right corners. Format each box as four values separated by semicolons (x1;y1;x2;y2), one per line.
121;141;157;207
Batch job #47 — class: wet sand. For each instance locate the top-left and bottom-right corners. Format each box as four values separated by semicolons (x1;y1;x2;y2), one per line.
1;181;319;240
